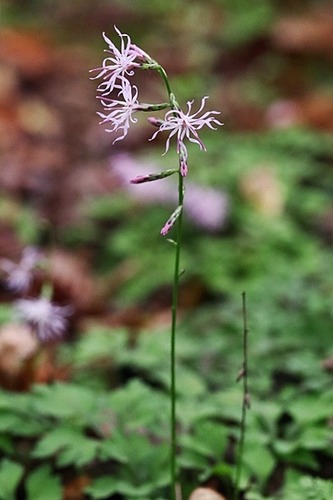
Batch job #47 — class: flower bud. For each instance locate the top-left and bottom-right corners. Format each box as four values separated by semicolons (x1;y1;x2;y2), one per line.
147;117;164;127
160;205;182;236
130;169;178;184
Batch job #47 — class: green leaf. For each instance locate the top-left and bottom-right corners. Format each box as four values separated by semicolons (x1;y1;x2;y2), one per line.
283;471;333;500
0;411;46;437
33;426;82;458
287;394;333;425
180;421;228;460
105;379;168;434
56;437;100;467
300;425;333;450
73;327;128;367
284;449;319;470
25;465;62;500
31;383;98;422
242;439;276;484
0;459;24;500
0;434;13;454
86;476;163;499
33;426;100;467
273;439;299;457
0;304;13;325
85;476;119;499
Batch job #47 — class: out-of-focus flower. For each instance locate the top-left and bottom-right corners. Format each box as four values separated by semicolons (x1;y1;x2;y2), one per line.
90;27;151;96
150;97;223;154
97;81;142;143
15;297;72;342
0;247;42;293
265;99;299;128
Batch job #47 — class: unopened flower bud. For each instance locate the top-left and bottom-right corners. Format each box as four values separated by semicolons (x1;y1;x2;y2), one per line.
160;205;182;236
130;169;178;184
148;117;164;127
178;140;188;177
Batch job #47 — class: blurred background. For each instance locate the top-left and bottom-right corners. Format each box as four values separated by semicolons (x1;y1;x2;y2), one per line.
0;0;333;497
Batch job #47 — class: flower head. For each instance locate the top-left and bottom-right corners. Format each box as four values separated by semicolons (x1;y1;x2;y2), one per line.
0;247;42;293
15;297;72;342
98;80;142;143
150;96;223;154
90;26;151;95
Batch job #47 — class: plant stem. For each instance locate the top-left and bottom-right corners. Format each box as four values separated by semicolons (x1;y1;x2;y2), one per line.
170;172;184;500
234;291;250;500
154;62;183;500
156;65;173;97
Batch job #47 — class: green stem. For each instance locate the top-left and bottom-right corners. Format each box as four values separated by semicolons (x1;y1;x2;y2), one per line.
233;292;250;500
156;65;173;98
152;63;182;500
141;102;170;111
170;173;184;500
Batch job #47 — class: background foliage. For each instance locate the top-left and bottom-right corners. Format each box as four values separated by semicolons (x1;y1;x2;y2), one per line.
0;0;333;498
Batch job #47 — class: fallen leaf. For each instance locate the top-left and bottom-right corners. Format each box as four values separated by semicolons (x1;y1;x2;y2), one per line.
0;28;54;79
239;166;284;216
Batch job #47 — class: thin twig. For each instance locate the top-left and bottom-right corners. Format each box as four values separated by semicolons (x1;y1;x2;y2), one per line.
233;291;251;500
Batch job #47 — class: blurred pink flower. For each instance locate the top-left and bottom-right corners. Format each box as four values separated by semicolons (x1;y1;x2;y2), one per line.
150;97;223;153
0;247;42;293
265;99;299;128
15;297;72;342
90;27;151;96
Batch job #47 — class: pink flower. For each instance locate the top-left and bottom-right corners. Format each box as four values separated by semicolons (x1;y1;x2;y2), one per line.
0;247;42;293
90;26;151;95
97;81;142;143
150;97;223;153
15;297;72;342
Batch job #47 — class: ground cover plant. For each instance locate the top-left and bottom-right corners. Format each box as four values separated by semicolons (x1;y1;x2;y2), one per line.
0;1;333;499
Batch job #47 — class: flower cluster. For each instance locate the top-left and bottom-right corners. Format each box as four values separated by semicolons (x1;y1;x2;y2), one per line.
92;26;222;235
92;27;222;168
1;248;72;342
90;26;157;144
